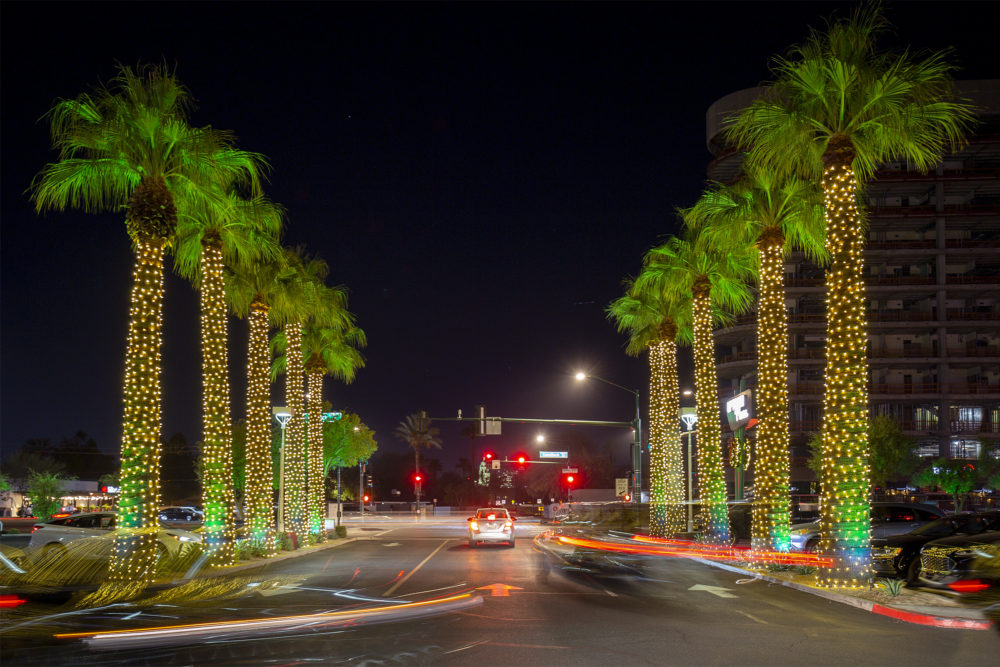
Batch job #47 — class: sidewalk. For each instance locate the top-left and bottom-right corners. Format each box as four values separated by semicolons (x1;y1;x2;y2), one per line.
696;557;993;630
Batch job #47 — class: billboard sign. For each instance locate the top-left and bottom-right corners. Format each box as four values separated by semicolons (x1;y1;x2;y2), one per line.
725;389;754;431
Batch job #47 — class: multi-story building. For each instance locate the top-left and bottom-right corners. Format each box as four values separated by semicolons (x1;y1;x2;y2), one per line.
705;80;1000;488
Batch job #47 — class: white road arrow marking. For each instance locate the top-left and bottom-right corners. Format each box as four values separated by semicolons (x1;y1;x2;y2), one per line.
383;542;401;547
688;584;737;598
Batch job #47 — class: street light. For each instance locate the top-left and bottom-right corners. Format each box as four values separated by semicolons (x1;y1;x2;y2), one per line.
272;406;292;533
575;371;643;502
680;407;698;533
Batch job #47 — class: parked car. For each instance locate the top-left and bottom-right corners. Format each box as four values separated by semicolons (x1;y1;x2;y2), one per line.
467;508;515;547
918;530;1000;590
158;506;204;525
29;511;202;562
872;511;1000;584
790;502;945;551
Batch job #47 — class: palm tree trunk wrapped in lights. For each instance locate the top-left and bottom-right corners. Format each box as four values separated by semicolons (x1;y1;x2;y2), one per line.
110;235;166;582
817;149;871;587
752;230;793;557
245;299;276;553
199;238;237;565
647;324;686;536
306;369;326;540
284;321;308;543
691;281;730;544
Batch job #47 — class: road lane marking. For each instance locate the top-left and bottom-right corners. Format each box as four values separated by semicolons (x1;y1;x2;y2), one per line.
736;610;769;625
688;584;737;598
488;642;568;650
384;539;451;596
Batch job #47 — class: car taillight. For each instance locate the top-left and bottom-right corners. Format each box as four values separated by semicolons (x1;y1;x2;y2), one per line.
0;595;27;608
504;520;513;529
470;521;479;531
31;525;42;533
948;579;991;594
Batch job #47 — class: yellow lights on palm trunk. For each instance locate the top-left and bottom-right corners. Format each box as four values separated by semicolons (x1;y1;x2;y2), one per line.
692;289;730;544
818;161;872;589
284;322;308;542
109;239;165;583
199;243;235;566
307;371;326;540
245;301;276;555
648;335;685;537
751;237;793;560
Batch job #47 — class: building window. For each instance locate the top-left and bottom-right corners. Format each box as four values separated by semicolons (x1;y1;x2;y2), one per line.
950;405;983;432
951;438;981;459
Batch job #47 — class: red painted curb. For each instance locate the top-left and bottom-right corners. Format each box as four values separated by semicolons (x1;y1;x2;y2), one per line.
871;603;993;630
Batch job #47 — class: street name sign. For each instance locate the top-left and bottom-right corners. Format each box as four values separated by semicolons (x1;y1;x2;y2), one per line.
562;467;578;474
539;451;568;459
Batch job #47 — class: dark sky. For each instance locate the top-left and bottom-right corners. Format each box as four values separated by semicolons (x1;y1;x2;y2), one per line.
2;2;997;470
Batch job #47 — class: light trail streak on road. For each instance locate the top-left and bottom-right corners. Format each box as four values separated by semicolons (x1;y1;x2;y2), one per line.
54;593;482;649
550;533;833;568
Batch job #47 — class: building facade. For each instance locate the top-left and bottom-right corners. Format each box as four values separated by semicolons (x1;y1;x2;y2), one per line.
705;80;1000;488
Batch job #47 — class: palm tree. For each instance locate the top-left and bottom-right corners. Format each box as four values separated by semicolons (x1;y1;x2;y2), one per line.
641;227;754;544
727;4;974;586
301;291;366;539
270;248;328;544
689;168;825;557
607;277;691;537
394;414;442;506
227;244;294;554
31;64;261;583
175;191;279;563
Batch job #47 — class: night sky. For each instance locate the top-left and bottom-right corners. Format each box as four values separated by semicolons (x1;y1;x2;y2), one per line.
2;2;997;471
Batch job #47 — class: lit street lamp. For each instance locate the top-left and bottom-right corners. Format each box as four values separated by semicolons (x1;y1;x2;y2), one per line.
272;406;292;533
575;371;643;502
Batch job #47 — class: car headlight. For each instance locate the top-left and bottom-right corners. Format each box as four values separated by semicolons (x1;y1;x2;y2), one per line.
873;547;902;558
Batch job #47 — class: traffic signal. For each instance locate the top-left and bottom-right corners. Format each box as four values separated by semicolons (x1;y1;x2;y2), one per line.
514;453;527;468
363;494;370;503
562;473;576;486
414;473;423;483
483;451;495;462
623;493;632;503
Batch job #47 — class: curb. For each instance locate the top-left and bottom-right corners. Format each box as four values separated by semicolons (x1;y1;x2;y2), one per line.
692;557;993;631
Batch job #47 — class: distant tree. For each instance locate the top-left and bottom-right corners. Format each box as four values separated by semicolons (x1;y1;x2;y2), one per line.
56;431;116;480
394;413;442;504
27;471;69;520
323;412;377;473
868;417;919;490
913;459;977;512
161;433;198;503
2;449;66;493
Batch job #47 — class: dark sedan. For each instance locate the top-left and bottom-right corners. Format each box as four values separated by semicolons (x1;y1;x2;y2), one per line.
872;511;1000;584
918;529;1000;590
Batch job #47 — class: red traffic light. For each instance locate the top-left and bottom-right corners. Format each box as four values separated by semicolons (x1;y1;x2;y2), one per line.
623;493;632;502
414;473;423;483
484;451;494;461
565;475;575;484
515;454;527;465
363;494;370;502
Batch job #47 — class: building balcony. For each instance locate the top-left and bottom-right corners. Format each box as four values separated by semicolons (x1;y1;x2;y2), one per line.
872;167;1000;183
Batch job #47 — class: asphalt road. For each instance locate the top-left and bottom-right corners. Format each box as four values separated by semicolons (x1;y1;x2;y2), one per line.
1;517;996;665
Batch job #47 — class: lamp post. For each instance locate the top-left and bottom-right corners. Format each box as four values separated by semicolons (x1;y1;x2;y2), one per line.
680;406;697;533
272;407;292;533
575;372;642;502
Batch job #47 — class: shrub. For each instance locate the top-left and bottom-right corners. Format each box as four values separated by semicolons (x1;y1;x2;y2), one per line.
878;578;904;597
334;525;348;539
